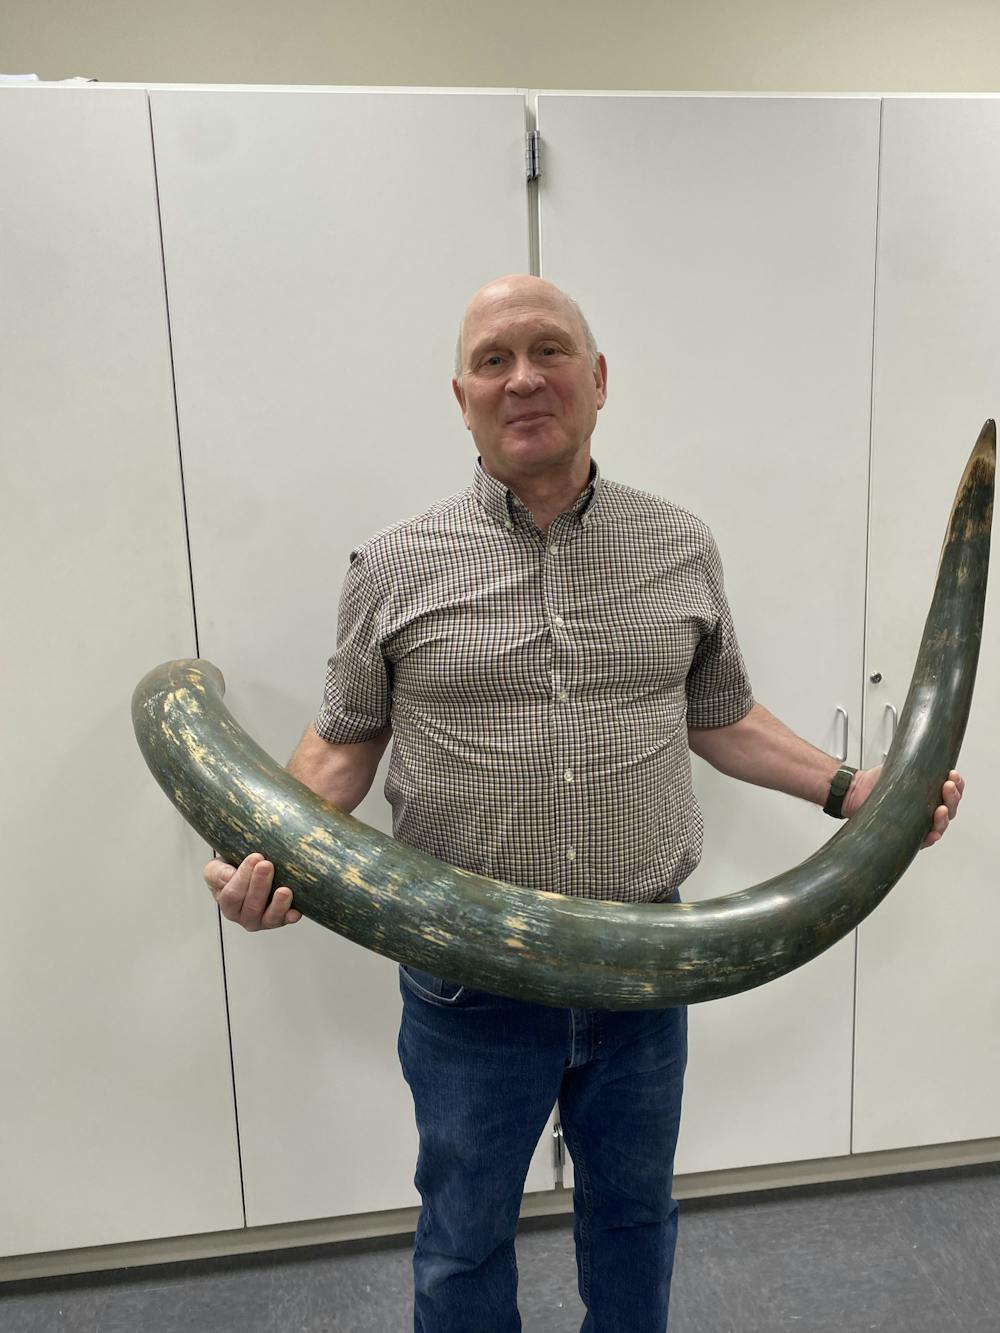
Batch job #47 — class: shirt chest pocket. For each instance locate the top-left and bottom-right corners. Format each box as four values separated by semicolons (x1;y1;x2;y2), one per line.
570;611;703;696
386;600;555;707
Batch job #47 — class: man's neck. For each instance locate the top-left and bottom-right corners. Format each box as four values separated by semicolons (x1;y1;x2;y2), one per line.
483;453;592;536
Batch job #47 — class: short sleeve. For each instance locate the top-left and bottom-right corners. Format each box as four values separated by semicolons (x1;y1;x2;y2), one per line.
685;530;755;728
314;550;392;743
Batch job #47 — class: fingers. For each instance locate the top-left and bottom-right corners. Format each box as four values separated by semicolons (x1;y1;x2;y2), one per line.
204;857;236;895
929;774;963;837
208;852;302;931
920;818;944;849
944;771;964;820
266;881;303;928
919;772;965;849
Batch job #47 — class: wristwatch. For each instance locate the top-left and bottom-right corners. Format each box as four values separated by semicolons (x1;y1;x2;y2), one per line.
823;764;858;818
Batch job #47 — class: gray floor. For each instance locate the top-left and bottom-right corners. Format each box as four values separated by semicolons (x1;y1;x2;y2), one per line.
3;1162;999;1332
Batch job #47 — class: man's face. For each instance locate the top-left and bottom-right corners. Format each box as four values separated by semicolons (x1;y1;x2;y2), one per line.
452;280;608;480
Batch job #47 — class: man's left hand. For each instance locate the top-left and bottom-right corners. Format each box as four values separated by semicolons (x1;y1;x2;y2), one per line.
842;767;965;848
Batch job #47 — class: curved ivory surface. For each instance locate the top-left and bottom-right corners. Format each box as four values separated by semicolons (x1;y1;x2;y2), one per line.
132;421;995;1010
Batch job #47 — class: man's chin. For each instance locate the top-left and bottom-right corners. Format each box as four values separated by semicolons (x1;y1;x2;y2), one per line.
497;435;574;469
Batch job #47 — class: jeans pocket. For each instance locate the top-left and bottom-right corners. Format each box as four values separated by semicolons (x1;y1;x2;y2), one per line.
399;962;468;1007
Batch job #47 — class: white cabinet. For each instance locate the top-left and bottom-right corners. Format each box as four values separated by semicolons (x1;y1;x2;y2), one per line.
853;97;1000;1153
0;88;243;1257
148;87;535;1225
535;92;881;1171
3;83;998;1268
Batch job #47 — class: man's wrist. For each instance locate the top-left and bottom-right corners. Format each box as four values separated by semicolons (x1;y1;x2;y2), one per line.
823;763;858;818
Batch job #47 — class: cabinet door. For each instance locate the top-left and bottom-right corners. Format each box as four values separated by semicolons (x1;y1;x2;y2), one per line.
536;93;880;1172
149;88;534;1225
854;98;1000;1153
0;87;242;1257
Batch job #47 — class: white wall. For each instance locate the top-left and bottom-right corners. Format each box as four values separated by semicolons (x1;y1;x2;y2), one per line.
2;0;999;93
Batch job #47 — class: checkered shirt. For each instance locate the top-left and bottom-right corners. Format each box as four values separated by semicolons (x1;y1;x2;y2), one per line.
315;457;754;904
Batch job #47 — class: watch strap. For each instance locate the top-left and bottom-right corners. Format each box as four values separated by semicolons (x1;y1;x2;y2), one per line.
823;764;858;818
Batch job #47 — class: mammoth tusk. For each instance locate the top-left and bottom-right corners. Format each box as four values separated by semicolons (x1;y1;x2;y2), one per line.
132;421;995;1010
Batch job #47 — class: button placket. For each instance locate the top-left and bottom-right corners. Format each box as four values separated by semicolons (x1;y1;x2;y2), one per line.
544;516;580;879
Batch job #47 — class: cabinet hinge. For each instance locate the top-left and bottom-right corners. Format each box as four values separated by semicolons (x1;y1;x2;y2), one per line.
526;129;540;182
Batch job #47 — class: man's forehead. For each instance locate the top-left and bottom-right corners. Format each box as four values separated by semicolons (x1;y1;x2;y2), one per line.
462;290;581;351
465;280;572;323
467;310;577;347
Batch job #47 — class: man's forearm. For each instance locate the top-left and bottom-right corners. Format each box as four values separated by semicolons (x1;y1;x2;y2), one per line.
285;724;392;812
687;701;842;806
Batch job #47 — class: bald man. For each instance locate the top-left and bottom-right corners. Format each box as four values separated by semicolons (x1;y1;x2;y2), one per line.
204;275;962;1333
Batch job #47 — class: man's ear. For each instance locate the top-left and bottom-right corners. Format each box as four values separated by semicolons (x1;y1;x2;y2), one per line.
452;376;471;429
594;353;608;410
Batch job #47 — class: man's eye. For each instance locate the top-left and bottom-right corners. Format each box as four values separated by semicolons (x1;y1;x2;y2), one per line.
483;355;504;367
540;345;562;356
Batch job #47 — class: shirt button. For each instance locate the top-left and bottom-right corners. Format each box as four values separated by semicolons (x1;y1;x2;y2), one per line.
566;847;577;862
547;542;557;553
557;689;568;702
563;768;574;783
553;614;565;627
505;518;514;531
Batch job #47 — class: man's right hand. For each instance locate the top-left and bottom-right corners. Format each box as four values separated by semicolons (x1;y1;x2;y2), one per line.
203;852;303;931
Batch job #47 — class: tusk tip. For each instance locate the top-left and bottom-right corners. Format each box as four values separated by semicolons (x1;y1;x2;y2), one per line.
967;419;997;478
183;658;227;697
200;660;227;695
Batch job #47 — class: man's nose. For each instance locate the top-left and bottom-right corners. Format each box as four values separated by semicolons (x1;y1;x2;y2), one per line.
505;356;545;393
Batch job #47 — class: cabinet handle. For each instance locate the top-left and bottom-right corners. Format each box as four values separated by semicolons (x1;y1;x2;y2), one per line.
834;707;848;763
552;1121;566;1187
882;704;898;763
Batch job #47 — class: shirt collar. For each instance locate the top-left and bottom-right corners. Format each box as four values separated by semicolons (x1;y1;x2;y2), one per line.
472;456;605;532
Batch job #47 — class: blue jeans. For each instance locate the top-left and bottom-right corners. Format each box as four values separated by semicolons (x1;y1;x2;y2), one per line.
397;962;688;1332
